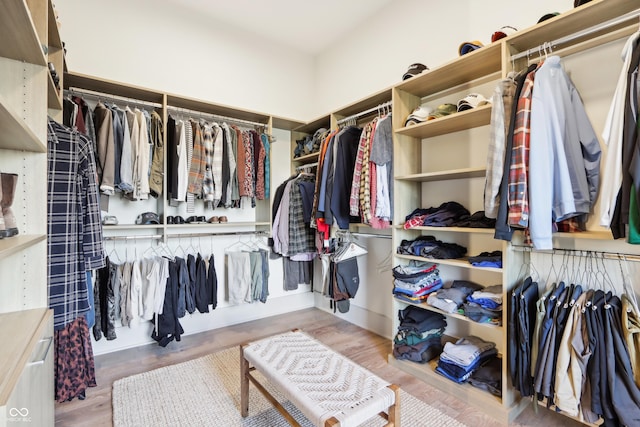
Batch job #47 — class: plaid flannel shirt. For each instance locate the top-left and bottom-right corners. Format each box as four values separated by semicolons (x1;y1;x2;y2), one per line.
508;68;538;228
48;119;106;329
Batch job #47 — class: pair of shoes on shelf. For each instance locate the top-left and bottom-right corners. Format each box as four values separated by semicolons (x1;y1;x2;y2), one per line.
207;216;228;224
186;216;206;224
102;215;118;226
166;215;185;224
0;173;18;239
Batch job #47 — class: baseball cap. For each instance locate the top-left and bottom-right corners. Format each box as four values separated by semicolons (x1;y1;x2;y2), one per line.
491;26;517;42
135;212;160;225
428;104;457;120
538;12;560;23
457;93;491;112
459;41;484;56
404;104;434;126
403;63;428;80
574;0;592;6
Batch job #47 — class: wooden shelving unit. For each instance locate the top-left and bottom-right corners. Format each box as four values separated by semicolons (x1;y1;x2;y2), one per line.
396;167;486;182
395;254;503;272
0;234;47;261
396;104;491;139
0;93;47;152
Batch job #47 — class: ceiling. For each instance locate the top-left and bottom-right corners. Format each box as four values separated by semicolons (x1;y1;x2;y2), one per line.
170;0;396;54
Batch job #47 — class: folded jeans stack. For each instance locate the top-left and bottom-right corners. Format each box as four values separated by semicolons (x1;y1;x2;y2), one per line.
393;305;446;364
436;336;498;383
392;261;442;303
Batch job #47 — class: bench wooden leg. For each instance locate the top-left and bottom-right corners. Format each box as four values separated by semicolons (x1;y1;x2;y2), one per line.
240;345;249;417
387;384;400;427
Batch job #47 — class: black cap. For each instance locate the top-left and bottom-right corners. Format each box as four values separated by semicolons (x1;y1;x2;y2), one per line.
403;63;428;80
135;212;160;225
538;12;560;23
574;0;592;6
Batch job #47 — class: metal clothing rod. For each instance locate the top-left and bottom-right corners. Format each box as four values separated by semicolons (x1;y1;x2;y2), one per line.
510;9;640;61
350;232;392;239
104;234;163;241
336;101;393;125
64;88;163;109
166;105;268;129
165;230;269;239
296;162;318;171
511;245;640;263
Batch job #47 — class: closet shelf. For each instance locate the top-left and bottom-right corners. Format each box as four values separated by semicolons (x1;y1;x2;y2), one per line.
396;104;491;139
393;297;502;330
0;308;51;405
395;225;495;235
292;152;320;163
102;224;162;231
396;167;486;182
47;0;62;49
395;43;501;98
0;93;47;153
165;222;270;230
293;115;331;134
0;1;47;66
505;0;639;52
47;73;62;110
387;356;505;419
332;87;392;120
395;254;503;273
0;234;46;262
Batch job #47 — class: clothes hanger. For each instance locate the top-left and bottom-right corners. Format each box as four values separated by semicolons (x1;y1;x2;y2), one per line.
619;254;639;311
333;231;367;263
224;236;254;253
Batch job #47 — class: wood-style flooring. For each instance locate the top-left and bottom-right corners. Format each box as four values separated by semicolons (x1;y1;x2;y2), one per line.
55;308;585;427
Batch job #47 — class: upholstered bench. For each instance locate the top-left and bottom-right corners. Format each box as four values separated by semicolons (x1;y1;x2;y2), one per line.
240;330;400;427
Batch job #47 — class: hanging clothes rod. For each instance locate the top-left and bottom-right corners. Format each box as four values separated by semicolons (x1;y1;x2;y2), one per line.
165;230;269;239
336;100;393;125
510;8;640;61
104;234;163;241
64;88;163;109
296;162;318;171
166;105;268;129
351;232;392;239
511;245;640;263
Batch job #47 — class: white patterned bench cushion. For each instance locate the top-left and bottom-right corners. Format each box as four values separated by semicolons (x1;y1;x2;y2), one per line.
243;330;396;427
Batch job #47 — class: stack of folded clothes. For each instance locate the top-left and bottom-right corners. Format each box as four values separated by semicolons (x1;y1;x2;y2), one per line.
426;280;484;313
393;305;446;364
464;284;503;326
396;235;467;259
449;210;496;228
392;261;443;303
468;356;502;397
436;336;498;383
403;202;470;229
467;251;502;268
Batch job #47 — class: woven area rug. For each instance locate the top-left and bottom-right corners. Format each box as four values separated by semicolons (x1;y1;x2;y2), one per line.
112;347;468;427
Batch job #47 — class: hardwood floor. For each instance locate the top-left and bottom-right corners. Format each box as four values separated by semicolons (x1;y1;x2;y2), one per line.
55;308;585;427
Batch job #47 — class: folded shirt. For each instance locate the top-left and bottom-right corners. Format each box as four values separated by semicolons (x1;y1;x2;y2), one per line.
468;251;502;268
392;261;438;280
468;285;503;304
468;356;502;397
438;348;498;378
440;336;496;367
397;305;447;332
449;210;496;228
395;327;445;346
463;302;502;325
393;338;443;363
427;292;459;313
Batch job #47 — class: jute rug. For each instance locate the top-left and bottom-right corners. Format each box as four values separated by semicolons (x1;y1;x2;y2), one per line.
112;347;468;427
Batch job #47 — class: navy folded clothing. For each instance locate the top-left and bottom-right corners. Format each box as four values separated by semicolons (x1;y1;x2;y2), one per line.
397;305;447;333
450;210;496;228
422;201;470;227
463;302;502;325
468;356;502;397
437;347;498;379
468;251;502;268
393;337;443;363
397;235;467;259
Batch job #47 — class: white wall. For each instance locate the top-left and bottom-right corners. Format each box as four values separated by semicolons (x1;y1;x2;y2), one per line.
312;0;574;116
55;0;315;120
